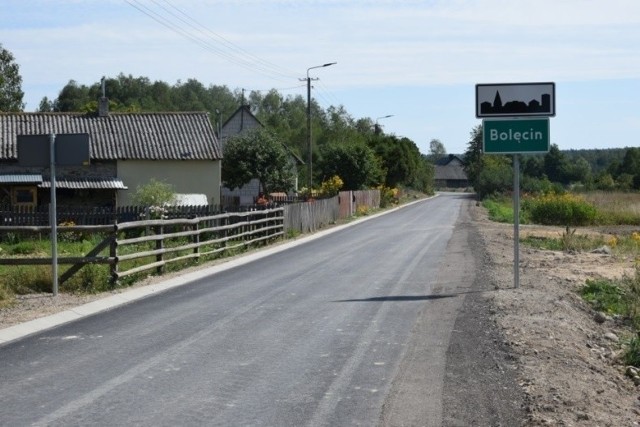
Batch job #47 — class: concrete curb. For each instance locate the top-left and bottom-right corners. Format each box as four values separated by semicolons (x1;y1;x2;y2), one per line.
0;195;437;345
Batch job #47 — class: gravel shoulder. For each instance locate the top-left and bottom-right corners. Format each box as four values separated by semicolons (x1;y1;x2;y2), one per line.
2;198;640;425
470;201;640;426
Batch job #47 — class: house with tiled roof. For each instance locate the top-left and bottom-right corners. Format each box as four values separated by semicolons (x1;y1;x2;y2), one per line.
0;99;222;208
434;154;469;189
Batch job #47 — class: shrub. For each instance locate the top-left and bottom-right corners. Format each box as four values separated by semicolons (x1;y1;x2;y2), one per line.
379;186;400;208
524;193;597;226
58;220;83;243
319;175;344;198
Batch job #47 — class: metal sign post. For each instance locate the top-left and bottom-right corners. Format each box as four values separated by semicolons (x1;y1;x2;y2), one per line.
513;154;520;289
17;133;90;297
477;82;555;289
49;134;58;296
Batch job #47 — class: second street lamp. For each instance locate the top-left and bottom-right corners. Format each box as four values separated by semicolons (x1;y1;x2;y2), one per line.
305;62;336;193
374;115;394;135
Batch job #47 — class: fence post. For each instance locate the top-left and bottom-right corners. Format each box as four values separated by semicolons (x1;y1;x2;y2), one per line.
110;223;118;286
193;220;200;260
156;223;164;275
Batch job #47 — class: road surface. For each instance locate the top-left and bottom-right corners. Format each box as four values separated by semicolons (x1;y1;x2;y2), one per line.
0;193;523;426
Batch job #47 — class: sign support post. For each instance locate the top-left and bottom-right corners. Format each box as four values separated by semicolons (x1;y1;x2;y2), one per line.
513;154;520;289
476;82;555;289
49;133;58;296
17;132;89;297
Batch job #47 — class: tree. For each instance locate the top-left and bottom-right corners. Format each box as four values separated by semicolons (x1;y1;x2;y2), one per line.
318;140;383;190
474;156;513;198
37;96;54;112
0;43;25;111
369;134;423;188
427;139;446;162
463;125;483;189
222;128;295;195
543;144;570;184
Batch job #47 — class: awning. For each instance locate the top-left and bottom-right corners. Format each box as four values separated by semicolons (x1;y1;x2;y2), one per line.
38;178;128;190
0;174;43;184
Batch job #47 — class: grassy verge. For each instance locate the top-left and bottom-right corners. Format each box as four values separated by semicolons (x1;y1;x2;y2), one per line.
580;270;640;367
482;197;518;223
482;191;640;367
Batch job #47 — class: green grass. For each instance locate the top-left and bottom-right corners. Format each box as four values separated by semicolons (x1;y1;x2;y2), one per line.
579;269;640;367
581;279;628;315
483;198;516;223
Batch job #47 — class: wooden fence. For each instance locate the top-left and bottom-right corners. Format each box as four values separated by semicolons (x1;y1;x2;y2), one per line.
0;207;284;285
0;189;379;288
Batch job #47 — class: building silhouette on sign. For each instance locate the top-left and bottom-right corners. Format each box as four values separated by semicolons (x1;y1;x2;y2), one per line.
480;91;551;115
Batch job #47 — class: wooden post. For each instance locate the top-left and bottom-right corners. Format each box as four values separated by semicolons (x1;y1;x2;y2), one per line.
110;223;118;286
156;224;164;275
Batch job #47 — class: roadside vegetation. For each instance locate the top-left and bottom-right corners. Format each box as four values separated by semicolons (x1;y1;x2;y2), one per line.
482;193;640;367
463;123;640;368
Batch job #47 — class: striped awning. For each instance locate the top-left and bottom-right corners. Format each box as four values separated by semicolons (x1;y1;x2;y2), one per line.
0;174;43;184
38;178;127;190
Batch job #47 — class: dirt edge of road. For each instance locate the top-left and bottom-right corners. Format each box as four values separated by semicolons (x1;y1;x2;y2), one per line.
470;200;640;426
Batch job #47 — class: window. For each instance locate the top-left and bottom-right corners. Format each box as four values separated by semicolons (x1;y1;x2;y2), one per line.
12;186;37;207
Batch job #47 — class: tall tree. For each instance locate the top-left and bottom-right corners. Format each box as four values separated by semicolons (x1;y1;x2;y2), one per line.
222;128;295;195
428;138;446;162
0;43;25;111
463;125;483;189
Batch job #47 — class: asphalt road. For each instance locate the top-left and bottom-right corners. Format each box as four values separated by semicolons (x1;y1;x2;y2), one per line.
0;193;524;426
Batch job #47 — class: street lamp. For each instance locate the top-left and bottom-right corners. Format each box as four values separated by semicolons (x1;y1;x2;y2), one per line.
374;114;394;135
305;62;337;192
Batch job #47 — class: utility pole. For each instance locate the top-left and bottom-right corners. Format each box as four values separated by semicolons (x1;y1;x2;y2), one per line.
301;62;336;192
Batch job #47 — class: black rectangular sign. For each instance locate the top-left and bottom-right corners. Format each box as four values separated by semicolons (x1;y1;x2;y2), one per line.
476;82;555;118
18;134;90;166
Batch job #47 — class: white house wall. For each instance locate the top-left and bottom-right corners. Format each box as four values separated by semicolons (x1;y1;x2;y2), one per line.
117;160;221;206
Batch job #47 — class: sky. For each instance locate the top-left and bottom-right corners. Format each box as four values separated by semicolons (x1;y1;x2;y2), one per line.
1;0;639;155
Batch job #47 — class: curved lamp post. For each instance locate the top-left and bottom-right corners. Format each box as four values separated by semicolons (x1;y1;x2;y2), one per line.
374;114;394;134
306;62;337;191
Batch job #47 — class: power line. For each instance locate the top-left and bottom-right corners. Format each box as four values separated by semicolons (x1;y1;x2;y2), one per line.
124;0;295;83
156;0;299;80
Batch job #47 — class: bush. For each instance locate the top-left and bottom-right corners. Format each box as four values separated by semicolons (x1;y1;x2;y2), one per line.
524;193;597;226
319;175;343;198
379;186;400;208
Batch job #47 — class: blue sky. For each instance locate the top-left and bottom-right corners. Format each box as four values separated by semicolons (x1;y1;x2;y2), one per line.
1;0;639;155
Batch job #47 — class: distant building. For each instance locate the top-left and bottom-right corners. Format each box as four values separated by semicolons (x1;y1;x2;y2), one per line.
434;155;469;189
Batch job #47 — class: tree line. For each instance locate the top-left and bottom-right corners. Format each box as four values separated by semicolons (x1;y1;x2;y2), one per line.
0;42;433;196
463;125;640;198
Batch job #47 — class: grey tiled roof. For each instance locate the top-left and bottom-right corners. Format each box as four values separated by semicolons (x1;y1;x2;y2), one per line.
0;112;221;161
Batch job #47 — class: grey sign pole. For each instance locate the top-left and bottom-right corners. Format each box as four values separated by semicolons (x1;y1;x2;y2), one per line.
17;133;89;297
49;134;58;296
513;154;520;289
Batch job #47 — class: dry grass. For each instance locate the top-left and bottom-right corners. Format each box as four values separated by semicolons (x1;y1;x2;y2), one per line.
583;191;640;224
